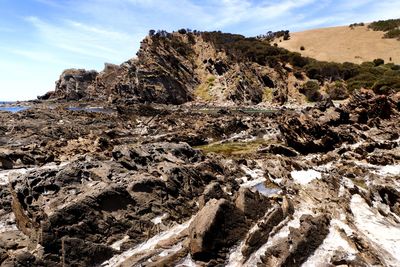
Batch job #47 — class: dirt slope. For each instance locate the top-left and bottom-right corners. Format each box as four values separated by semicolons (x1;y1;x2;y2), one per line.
278;25;400;64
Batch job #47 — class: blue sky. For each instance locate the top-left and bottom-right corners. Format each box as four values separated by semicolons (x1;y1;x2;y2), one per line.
0;0;399;101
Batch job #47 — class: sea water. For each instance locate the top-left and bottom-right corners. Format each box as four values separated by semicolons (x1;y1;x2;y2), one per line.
0;106;29;113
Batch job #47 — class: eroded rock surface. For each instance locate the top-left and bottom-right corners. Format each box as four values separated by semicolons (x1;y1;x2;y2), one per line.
1;90;399;267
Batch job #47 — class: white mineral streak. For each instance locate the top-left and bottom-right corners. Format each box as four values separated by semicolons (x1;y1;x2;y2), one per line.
351;194;400;266
175;254;198;267
239;166;265;188
227;207;312;267
302;221;356;267
110;236;130;251
291;169;322;185
102;218;193;267
0;213;18;233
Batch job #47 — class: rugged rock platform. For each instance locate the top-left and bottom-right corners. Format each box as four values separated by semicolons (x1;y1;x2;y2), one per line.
1;90;400;266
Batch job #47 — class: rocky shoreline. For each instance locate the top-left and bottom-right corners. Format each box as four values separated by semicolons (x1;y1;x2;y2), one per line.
0;90;399;266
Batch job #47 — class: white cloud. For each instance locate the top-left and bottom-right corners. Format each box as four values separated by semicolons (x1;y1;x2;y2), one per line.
25;16;140;63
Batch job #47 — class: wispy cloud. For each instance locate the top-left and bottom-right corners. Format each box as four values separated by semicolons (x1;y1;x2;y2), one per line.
25;16;140;62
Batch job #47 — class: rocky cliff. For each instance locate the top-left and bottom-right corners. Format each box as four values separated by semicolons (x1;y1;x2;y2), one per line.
40;31;304;105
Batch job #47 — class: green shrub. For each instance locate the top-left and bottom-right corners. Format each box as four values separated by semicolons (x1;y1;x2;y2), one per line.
372;69;400;94
349;22;365;28
299;80;322;102
368;19;400;32
194;30;400;97
326;81;349;100
384;29;400;39
201;31;294;66
347;73;378;92
373;58;385;66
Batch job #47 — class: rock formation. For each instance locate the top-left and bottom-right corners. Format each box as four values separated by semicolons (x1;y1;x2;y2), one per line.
40;31;304;105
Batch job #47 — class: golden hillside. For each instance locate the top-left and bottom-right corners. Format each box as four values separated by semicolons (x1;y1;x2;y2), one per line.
278;25;400;64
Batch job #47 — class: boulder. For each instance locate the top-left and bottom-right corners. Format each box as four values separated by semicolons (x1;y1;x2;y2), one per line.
188;199;248;261
0;154;13;170
52;69;98;100
1;251;44;267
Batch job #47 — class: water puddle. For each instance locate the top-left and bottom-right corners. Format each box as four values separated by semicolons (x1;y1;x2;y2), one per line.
252;182;281;196
196;139;269;156
194;107;275;115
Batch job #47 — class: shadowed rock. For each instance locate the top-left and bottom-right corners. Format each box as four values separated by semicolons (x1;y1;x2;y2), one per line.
188;199;248;261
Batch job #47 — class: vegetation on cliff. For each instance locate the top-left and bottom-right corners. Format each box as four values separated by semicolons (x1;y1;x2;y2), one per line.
198;31;400;96
43;28;400;104
369;18;400;40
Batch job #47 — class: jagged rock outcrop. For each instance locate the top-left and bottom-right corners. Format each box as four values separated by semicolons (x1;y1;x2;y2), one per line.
259;214;330;267
235;188;270;220
39;69;98;100
278;113;342;154
278;89;400;155
9;143;229;266
345;89;399;124
40;31;302;105
242;205;285;259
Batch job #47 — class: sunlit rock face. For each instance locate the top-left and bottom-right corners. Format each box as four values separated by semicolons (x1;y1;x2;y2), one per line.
39;31;302;106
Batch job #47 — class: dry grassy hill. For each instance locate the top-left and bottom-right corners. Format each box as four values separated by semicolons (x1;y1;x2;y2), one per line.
278;25;400;64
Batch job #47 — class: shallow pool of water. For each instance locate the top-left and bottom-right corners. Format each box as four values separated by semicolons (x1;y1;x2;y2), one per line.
252;182;281;196
0;106;29;113
195;108;275;115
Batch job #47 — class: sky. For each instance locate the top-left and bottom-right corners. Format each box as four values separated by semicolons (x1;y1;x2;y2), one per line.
0;0;399;101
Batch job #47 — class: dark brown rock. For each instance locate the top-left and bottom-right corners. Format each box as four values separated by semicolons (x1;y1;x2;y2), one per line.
61;237;114;267
188;199;248;261
0;154;13;170
235;188;270;220
279;114;341;154
198;182;227;208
